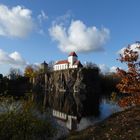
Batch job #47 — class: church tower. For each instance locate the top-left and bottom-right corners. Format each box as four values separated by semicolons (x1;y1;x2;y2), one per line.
68;52;78;65
40;61;48;73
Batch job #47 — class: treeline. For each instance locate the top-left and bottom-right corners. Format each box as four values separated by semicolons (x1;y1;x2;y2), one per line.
0;74;31;97
83;62;120;97
99;73;120;97
0;64;120;98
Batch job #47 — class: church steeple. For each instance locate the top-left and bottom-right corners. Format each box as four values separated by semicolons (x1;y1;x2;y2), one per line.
68;52;78;65
40;61;48;73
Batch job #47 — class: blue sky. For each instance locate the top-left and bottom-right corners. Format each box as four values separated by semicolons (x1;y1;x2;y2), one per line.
0;0;140;75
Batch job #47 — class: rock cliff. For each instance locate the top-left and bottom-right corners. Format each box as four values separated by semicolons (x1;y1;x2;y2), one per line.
33;68;101;120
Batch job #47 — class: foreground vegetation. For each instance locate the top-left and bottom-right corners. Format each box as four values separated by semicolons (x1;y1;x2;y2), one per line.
0;97;56;140
65;105;140;140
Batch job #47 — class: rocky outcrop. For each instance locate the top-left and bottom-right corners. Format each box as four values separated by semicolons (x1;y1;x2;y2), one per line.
33;68;101;120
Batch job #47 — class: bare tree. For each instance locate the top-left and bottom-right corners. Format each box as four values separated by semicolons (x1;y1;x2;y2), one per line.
8;68;22;80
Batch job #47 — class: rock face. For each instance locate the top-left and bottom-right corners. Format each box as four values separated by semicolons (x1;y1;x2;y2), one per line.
33;68;101;120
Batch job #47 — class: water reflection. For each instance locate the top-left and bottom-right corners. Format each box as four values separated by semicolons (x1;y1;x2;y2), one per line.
77;98;123;131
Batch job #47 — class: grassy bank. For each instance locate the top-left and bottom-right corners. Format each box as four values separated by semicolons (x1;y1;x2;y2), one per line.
65;106;140;140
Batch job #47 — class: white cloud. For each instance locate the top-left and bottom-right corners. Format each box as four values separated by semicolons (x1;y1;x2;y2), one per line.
99;64;117;74
52;11;72;26
49;20;110;53
117;47;125;55
110;66;117;73
99;64;110;74
9;52;27;66
0;4;34;38
0;49;27;67
118;42;140;60
37;10;48;24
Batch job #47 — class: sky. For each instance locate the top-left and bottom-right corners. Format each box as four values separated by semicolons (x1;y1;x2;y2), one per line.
0;0;140;75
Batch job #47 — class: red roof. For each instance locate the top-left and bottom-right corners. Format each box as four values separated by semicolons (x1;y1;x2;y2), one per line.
55;60;69;65
68;52;77;57
74;60;83;67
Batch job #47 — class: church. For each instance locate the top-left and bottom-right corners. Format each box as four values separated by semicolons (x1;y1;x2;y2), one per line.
53;52;83;71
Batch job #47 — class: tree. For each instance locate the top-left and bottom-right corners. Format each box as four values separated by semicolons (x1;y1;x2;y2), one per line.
8;68;22;80
24;65;38;78
117;43;140;106
0;74;3;79
84;62;99;69
0;74;3;94
48;61;54;72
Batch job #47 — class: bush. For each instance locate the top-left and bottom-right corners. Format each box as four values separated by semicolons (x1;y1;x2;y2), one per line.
0;97;56;140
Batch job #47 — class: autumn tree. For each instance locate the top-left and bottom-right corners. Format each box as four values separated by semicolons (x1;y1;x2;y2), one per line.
24;65;38;78
117;43;140;106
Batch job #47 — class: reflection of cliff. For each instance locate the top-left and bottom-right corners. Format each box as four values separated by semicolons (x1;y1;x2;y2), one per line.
33;68;101;119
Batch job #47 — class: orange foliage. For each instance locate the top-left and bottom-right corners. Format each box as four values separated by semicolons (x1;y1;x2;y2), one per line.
117;44;140;107
24;65;37;78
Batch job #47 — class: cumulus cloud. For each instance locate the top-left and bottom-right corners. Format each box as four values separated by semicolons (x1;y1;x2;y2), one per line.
99;64;117;74
0;4;34;38
0;49;27;67
49;20;110;53
118;42;140;60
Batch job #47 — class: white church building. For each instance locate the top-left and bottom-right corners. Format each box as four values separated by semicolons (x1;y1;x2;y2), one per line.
53;52;83;71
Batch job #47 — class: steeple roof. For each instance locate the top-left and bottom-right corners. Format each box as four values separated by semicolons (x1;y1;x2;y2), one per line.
68;52;78;57
41;61;48;66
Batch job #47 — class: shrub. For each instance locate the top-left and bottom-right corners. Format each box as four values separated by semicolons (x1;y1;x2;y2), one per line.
0;97;56;140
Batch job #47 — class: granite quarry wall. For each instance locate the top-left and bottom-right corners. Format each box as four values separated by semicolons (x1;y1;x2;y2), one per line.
33;68;101;120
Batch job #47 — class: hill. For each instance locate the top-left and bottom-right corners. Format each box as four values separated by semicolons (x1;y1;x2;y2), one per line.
65;105;140;140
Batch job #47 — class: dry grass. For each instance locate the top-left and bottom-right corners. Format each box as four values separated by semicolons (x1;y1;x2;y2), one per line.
65;106;140;140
